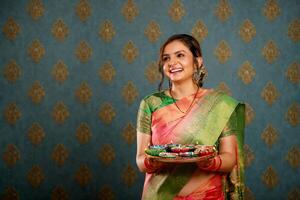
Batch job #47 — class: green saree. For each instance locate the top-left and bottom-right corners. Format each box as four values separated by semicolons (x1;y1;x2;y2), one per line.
137;89;245;200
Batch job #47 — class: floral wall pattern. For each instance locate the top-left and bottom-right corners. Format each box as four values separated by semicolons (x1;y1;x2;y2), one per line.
1;0;300;199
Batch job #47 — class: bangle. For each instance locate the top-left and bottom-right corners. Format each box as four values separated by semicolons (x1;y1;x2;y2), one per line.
199;155;222;171
199;157;216;171
215;155;222;171
144;157;157;173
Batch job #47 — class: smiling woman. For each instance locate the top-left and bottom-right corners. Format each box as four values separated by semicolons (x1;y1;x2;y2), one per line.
136;34;245;200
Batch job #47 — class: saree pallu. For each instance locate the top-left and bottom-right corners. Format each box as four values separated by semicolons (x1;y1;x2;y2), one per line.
137;89;245;200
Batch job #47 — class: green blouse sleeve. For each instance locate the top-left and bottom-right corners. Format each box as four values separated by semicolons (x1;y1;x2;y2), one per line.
220;107;239;138
136;99;152;135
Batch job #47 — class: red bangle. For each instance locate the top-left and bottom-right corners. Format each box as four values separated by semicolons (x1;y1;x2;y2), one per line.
144;157;157;173
199;157;216;171
215;155;222;171
199;155;222;171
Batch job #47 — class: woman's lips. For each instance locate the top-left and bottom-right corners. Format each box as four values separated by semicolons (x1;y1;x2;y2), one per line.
170;68;183;73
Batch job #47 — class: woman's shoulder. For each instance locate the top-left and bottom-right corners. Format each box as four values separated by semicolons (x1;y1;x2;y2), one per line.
212;89;244;106
141;90;167;102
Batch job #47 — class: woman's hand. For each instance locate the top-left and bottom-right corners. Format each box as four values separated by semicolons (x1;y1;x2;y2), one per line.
144;157;167;173
196;157;215;169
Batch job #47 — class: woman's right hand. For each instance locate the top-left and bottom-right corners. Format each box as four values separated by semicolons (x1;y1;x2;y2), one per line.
144;156;166;173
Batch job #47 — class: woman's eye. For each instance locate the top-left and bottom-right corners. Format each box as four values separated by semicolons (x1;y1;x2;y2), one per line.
162;57;169;62
177;53;184;58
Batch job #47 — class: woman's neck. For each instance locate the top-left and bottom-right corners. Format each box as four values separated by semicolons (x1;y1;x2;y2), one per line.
170;81;199;99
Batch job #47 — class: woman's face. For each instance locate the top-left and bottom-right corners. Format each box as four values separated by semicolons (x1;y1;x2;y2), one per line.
162;40;202;85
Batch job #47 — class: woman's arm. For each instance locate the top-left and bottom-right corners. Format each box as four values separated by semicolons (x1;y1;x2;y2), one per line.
136;132;166;173
197;135;237;173
136;132;151;172
218;134;237;172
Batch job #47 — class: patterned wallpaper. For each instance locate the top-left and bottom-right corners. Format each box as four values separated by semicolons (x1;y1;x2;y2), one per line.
1;0;300;199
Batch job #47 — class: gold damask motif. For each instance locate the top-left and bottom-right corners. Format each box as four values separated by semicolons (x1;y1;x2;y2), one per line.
75;41;92;63
122;40;138;63
28;81;45;104
75;82;93;104
145;62;161;84
51;186;69;200
27;123;45;146
52;144;69;166
52;60;69;84
288;188;300;200
288;19;300;42
4;103;21;125
214;40;232;64
238;61;256;84
144;21;161;43
122;0;139;22
286;146;300;169
51;19;69;41
214;0;232;22
2;186;19;200
286;62;300;84
245;103;255;126
168;0;185;23
263;0;281;21
98;61;116;84
217;82;231;96
122;164;137;187
244;144;255;168
99;103;116;124
27;0;45;20
28;39;45;63
261;124;278;148
2;17;21;40
261;81;280;105
191;20;208;43
122;81;138;105
27;165;44;187
75;0;92;22
74;164;92;187
286;103;300;126
261;166;279;189
122;122;136;145
244;187;255;200
2;144;20;167
99;144;115;166
238;19;256;43
3;60;21;83
99;20;116;42
262;40;280;63
98;185;115;200
52;101;70;124
76;123;92;144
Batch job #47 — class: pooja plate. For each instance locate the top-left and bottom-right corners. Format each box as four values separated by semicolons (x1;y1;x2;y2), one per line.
145;144;217;163
147;153;215;163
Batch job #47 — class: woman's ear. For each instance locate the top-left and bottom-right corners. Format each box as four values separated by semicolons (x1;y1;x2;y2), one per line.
196;57;203;67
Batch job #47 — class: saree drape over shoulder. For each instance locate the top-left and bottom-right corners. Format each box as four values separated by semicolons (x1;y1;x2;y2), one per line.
137;89;245;200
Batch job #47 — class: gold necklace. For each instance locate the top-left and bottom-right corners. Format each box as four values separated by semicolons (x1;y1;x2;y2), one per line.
169;87;199;114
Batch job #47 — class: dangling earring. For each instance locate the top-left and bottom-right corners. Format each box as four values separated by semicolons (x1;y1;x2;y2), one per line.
199;66;205;78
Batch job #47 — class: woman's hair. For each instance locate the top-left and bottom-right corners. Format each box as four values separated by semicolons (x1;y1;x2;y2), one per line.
157;34;204;91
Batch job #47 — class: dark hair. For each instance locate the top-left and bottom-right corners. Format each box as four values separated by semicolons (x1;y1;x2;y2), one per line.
157;34;205;91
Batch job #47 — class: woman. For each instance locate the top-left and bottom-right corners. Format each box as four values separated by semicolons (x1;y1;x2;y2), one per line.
136;34;245;200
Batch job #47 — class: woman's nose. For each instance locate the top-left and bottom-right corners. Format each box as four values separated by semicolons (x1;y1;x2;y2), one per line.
168;58;177;67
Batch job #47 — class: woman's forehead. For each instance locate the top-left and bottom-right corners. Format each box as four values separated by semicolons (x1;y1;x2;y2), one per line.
163;40;190;54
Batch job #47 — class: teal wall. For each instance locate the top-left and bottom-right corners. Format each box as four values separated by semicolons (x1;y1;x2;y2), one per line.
1;0;300;199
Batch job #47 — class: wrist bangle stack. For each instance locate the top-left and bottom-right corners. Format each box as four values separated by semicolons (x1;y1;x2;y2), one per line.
215;155;222;171
199;155;222;172
144;157;157;173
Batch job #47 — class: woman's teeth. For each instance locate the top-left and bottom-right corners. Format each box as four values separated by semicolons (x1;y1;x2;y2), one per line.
170;68;183;73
